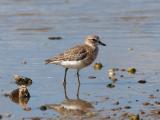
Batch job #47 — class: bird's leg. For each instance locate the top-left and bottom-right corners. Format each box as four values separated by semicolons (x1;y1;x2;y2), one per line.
63;68;69;99
76;69;80;99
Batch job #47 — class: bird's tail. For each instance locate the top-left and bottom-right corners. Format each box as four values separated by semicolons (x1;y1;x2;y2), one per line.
45;59;60;64
45;59;52;64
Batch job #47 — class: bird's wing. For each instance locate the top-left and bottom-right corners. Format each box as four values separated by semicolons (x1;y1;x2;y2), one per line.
45;45;88;64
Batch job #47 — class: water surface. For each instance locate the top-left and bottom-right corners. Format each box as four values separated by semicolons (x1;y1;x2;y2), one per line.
0;0;160;119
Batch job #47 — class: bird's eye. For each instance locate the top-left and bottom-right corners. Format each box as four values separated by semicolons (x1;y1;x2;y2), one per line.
92;39;97;42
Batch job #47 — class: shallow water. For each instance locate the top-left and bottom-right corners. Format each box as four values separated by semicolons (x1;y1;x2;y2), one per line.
0;0;160;119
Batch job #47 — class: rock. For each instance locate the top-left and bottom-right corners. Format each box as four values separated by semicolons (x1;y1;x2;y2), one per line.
21;59;27;64
150;109;160;116
48;36;63;40
40;105;47;111
24;107;31;111
149;94;156;99
0;114;2;119
138;80;146;84
109;76;118;82
124;106;131;109
155;101;160;105
3;93;10;97
127;68;136;74
14;75;32;86
120;68;126;71
106;83;115;88
93;63;103;70
4;113;12;118
128;114;140;120
88;76;96;79
120;75;124;77
140;110;145;115
113;101;120;105
143;102;151;106
108;69;116;77
128;48;134;51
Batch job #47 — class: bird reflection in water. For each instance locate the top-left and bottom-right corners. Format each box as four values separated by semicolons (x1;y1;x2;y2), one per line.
9;85;31;111
46;98;94;116
45;83;94;117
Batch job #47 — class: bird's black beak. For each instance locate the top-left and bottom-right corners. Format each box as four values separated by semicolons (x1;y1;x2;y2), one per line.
99;41;106;46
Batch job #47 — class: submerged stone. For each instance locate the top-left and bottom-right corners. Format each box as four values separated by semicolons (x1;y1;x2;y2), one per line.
40;105;47;111
48;36;63;40
138;80;146;84
106;83;115;88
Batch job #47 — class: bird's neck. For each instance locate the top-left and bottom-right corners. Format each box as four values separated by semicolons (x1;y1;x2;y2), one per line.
86;43;98;50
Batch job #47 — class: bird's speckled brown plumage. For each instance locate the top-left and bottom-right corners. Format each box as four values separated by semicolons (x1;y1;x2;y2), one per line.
45;44;98;68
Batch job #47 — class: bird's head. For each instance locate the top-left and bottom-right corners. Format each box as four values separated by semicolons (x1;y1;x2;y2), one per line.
85;35;106;48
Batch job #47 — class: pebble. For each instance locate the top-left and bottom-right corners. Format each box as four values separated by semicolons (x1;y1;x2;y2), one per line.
88;76;96;79
4;113;12;118
140;110;145;115
113;101;120;105
127;67;136;74
128;114;140;120
111;107;122;111
155;101;160;105
109;76;118;82
106;83;115;88
93;63;103;70
124;106;131;109
143;102;151;106
14;74;32;86
24;107;32;111
48;36;63;40
108;69;116;77
128;48;134;51
150;109;160;115
138;80;146;84
120;75;124;77
40;105;47;111
120;68;126;71
21;59;27;64
149;94;156;99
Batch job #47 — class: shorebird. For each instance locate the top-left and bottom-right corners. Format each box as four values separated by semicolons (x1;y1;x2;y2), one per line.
45;35;106;99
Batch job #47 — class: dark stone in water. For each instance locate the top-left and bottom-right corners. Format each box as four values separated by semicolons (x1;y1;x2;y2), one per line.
0;114;2;119
149;94;156;99
138;80;146;84
155;101;160;105
3;93;10;97
120;75;124;77
124;105;131;109
40;105;47;111
113;101;120;105
88;75;96;79
120;68;126;71
48;36;63;40
143;102;151;106
106;83;115;88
